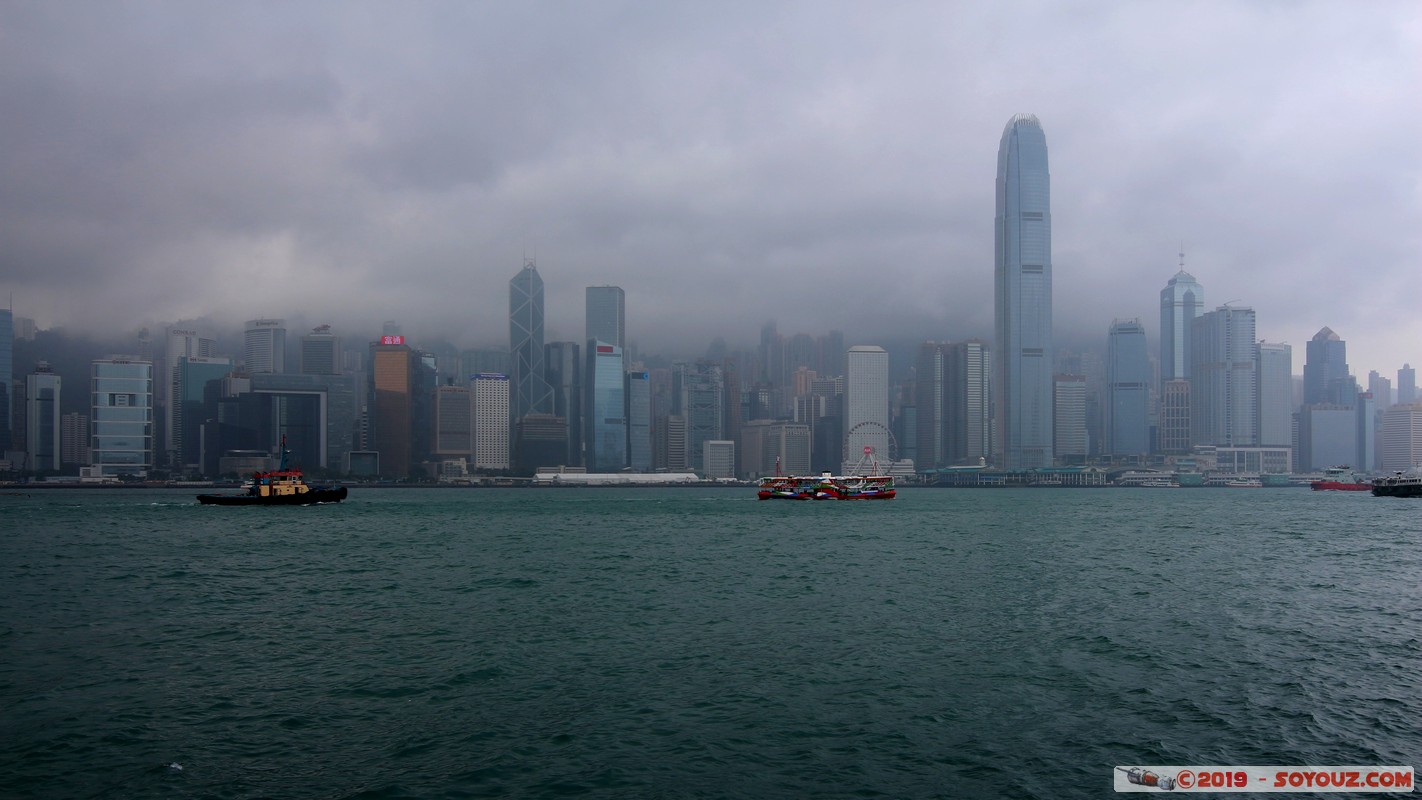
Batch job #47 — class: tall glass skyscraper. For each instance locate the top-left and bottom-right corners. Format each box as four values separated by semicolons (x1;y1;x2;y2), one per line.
544;341;582;467
1160;267;1204;381
1190;306;1257;447
509;260;553;423
1106;319;1149;457
583;341;627;472
91;356;153;477
994;114;1053;469
585;286;625;351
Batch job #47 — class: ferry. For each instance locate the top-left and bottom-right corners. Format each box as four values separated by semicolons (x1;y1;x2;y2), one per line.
1310;466;1372;492
197;437;347;506
1370;471;1422;498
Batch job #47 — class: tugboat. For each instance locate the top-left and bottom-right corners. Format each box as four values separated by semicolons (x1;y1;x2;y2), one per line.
197;437;347;506
1370;471;1422;498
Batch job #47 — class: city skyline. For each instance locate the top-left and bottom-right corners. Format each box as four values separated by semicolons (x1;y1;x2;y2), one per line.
1;3;1419;379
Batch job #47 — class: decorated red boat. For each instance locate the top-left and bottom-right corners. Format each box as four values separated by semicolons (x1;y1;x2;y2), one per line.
757;472;896;501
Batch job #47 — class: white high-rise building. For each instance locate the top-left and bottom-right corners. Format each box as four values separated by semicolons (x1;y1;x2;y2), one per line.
244;319;286;374
1053;374;1088;463
472;373;510;471
844;345;890;468
1378;404;1422;472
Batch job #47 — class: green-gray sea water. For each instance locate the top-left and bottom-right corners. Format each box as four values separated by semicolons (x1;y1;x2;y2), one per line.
1;487;1418;798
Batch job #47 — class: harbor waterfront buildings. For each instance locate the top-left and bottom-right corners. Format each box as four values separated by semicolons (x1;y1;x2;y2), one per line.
994;113;1054;469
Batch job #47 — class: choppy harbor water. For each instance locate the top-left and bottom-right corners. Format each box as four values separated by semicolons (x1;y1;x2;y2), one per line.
1;487;1418;799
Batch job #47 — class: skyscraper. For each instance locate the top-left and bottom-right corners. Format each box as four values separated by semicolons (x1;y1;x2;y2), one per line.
173;356;233;470
1190;306;1257;447
1158;380;1191;454
1367;370;1392;412
584;340;627;472
544;341;582;466
1256;342;1293;448
994;114;1053;468
1106;319;1149;457
626;370;652;472
0;308;12;452
472;374;510;472
1397;364;1416;406
300;325;342;376
244;319;286;374
585;286;625;351
844;345;890;467
684;361;724;472
1303;327;1355;406
91;356;153;477
509;260;553;423
433;384;472;460
1159;263;1204;381
1378;403;1422;472
946;340;992;466
1053;374;1088;464
163;327;216;467
914;342;947;469
25;362;60;472
369;340;414;478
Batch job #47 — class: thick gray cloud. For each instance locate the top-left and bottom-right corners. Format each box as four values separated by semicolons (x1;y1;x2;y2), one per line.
2;1;1418;374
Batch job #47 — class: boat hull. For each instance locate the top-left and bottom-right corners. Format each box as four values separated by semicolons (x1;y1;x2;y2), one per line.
197;487;348;506
1310;481;1371;491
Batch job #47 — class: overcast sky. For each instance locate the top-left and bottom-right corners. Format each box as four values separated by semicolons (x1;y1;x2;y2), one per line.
2;1;1419;377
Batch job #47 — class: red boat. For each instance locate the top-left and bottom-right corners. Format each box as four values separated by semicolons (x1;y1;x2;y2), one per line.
757;472;896;501
1310;466;1371;492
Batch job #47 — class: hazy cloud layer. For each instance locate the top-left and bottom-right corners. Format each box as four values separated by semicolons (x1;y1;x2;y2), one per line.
2;2;1419;373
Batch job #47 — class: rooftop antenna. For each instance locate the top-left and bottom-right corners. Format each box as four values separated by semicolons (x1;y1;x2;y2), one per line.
1179;242;1185;271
